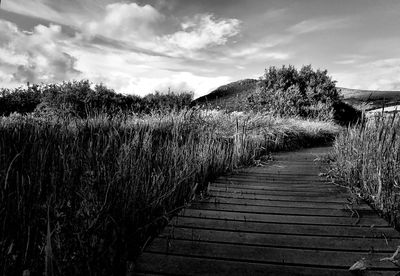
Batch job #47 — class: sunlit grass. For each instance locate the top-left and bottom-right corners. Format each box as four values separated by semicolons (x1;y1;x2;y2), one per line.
329;112;400;227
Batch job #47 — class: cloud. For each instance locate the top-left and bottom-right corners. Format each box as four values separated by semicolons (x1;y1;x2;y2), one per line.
230;47;290;60
0;2;241;95
0;20;80;85
2;0;76;26
220;16;348;65
122;72;232;97
162;14;241;50
221;33;292;63
0;18;230;96
83;2;163;42
334;54;368;65
361;58;400;90
334;59;356;65
79;4;241;59
84;70;231;97
288;18;349;34
333;58;400;90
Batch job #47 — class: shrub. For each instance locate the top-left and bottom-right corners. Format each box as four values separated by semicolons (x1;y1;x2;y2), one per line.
0;85;42;116
248;65;360;124
142;91;193;114
0;81;193;117
38;81;146;116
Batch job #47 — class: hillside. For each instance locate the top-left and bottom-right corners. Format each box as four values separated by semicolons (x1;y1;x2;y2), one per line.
193;79;400;112
192;79;258;110
339;87;400;111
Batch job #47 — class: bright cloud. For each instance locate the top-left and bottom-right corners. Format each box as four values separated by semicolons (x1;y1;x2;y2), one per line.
67;43;231;96
0;20;80;85
288;18;349;34
2;0;68;25
162;14;241;50
0;1;243;96
83;2;163;42
230;47;290;60
83;6;241;57
0;15;231;97
116;72;231;96
333;58;400;90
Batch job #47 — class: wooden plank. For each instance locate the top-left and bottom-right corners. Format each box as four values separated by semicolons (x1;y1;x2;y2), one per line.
188;202;377;217
135;252;395;276
209;190;350;203
222;171;326;176
209;186;347;197
229;172;324;177
214;178;332;185
212;182;340;192
170;216;400;238
219;175;328;181
195;196;371;210
210;179;337;188
180;209;389;226
145;238;398;269
161;227;398;252
210;193;363;207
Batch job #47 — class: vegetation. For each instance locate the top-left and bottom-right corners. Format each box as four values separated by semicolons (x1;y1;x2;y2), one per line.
0;68;349;274
0;85;42;115
329;112;400;227
193;65;361;125
248;65;361;124
0;109;338;275
0;80;193;117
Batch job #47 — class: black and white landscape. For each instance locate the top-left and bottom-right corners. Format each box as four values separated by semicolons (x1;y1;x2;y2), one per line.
1;1;400;275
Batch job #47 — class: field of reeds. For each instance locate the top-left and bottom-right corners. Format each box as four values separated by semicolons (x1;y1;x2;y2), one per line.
0;109;338;275
329;112;400;227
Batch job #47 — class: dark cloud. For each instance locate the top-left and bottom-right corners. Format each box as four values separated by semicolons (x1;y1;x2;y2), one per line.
13;52;80;83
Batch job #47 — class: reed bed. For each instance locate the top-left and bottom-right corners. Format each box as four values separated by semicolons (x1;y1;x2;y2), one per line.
0;110;338;275
330;112;400;227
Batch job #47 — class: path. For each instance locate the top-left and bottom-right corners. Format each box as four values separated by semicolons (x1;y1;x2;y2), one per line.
135;147;400;275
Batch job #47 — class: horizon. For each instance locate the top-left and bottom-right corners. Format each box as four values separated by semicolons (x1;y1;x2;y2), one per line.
0;0;399;98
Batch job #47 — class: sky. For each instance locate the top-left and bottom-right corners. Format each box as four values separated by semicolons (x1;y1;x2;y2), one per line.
0;0;400;98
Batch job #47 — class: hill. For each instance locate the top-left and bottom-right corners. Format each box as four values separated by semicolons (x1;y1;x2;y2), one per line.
192;79;258;110
339;87;400;111
193;79;400;112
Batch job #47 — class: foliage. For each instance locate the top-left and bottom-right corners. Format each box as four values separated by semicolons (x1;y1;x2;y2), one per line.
142;91;193;114
329;112;400;227
0;81;193;117
0;85;42;116
248;65;360;123
0;110;338;275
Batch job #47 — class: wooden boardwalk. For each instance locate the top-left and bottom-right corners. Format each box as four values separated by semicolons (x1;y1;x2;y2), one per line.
135;147;400;275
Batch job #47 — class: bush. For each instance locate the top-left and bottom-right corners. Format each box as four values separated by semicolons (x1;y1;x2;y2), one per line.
248;65;360;124
0;81;193;117
142;91;193;114
0;85;42;116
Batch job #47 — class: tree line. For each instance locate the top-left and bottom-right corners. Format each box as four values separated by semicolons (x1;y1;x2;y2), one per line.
0;80;193;117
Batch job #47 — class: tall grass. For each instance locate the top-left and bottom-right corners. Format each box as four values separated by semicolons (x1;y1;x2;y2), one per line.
330;112;400;227
0;110;338;275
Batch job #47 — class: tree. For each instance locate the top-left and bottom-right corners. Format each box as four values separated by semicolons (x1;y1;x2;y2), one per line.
248;65;351;121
